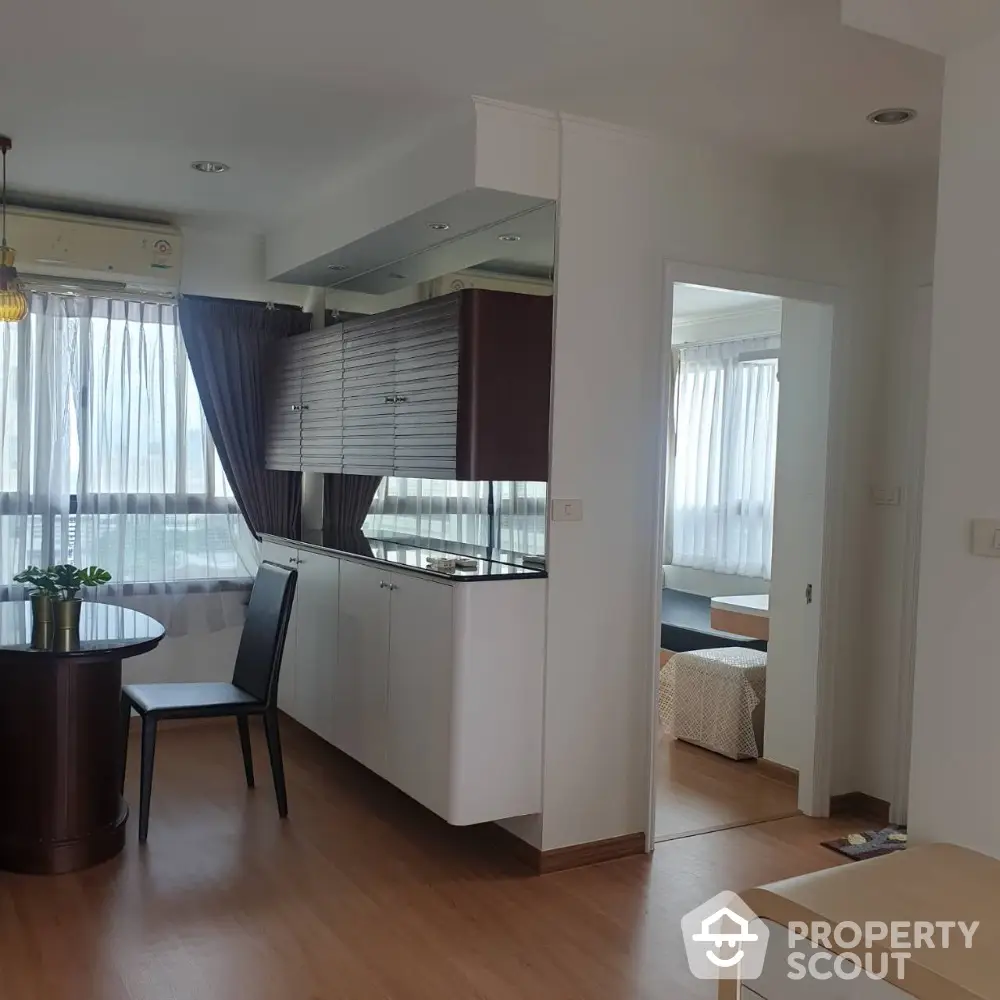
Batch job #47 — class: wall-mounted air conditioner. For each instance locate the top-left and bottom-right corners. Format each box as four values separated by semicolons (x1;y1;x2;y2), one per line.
6;207;182;292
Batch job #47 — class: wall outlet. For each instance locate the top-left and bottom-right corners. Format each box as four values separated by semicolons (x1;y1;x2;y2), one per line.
551;499;583;522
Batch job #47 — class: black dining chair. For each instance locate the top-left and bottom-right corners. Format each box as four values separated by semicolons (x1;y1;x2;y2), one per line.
120;561;297;842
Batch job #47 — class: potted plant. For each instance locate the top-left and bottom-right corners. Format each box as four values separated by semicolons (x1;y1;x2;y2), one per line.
13;565;60;624
48;564;112;630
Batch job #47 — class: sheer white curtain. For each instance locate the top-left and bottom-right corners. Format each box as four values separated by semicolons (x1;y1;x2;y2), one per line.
365;478;547;556
0;292;252;632
670;334;780;580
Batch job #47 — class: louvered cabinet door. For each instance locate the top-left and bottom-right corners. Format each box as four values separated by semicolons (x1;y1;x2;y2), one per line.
299;327;345;473
391;297;460;478
342;315;398;475
264;339;305;471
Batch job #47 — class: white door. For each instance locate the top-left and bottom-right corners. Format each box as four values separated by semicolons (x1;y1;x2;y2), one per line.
261;540;300;717
293;551;340;741
385;572;454;817
335;560;391;774
766;298;835;814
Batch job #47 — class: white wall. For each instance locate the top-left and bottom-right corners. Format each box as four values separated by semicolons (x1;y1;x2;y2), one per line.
540;115;890;850
180;226;311;306
908;31;1000;855
123;626;244;686
115;593;247;687
543;118;663;851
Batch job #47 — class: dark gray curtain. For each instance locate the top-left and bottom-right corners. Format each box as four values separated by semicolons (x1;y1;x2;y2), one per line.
179;295;311;540
323;474;382;534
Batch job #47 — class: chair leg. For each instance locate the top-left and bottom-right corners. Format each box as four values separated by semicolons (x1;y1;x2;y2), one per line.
262;709;288;818
138;716;158;843
237;716;255;788
119;694;132;794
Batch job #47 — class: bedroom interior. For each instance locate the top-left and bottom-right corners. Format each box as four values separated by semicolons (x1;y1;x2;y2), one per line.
655;280;829;842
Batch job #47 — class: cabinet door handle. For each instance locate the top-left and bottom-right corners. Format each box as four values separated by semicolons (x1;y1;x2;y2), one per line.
388;583;399;591
383;395;395;404
394;395;408;404
290;404;302;412
300;404;310;411
379;580;388;589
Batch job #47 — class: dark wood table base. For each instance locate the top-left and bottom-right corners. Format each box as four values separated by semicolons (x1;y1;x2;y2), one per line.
0;602;165;875
0;802;128;875
0;654;128;875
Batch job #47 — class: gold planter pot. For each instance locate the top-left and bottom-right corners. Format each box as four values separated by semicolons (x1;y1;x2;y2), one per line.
30;593;53;625
54;598;82;632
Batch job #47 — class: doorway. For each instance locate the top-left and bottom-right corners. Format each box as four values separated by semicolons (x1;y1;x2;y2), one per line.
649;265;837;845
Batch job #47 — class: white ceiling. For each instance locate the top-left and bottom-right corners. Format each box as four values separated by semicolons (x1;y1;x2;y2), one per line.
672;284;779;319
0;0;944;227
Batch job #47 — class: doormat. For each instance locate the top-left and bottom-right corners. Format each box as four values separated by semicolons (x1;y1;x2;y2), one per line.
822;827;907;862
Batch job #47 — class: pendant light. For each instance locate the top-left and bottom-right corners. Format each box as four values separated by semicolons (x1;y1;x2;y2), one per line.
0;136;27;324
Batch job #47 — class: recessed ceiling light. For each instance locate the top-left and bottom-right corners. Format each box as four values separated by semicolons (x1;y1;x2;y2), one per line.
191;160;230;173
326;263;349;272
497;233;521;242
427;222;450;231
866;108;917;126
388;272;407;280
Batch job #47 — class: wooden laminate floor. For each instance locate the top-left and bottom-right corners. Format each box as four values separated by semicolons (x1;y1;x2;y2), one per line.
655;737;800;841
0;718;859;1000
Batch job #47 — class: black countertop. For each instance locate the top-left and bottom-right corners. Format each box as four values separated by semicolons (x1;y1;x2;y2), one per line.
262;530;547;582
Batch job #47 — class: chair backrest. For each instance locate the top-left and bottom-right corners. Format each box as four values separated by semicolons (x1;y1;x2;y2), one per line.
232;561;298;706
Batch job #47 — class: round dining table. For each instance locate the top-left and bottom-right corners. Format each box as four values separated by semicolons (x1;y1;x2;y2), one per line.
0;601;165;874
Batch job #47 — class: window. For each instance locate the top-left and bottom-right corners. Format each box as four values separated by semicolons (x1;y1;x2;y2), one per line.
365;478;547;557
669;334;779;580
0;293;250;594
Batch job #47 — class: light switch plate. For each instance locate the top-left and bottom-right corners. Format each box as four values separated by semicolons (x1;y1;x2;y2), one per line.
551;499;583;522
871;485;902;507
970;519;1000;557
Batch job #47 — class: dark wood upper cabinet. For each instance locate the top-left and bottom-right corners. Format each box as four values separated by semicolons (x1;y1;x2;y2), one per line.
265;289;553;482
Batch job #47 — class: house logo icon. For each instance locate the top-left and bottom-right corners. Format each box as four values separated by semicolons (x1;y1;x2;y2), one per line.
681;891;770;980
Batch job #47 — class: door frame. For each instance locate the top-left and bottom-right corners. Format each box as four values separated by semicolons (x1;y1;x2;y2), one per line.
888;283;933;826
646;261;845;847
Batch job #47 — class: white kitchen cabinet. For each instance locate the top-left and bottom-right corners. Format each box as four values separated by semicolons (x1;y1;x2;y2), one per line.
385;572;455;818
261;540;300;716
260;540;340;741
259;534;545;826
335;560;391;775
293;551;340;742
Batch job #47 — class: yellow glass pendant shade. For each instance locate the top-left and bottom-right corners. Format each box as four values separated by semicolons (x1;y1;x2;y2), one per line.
0;288;27;323
0;245;26;323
